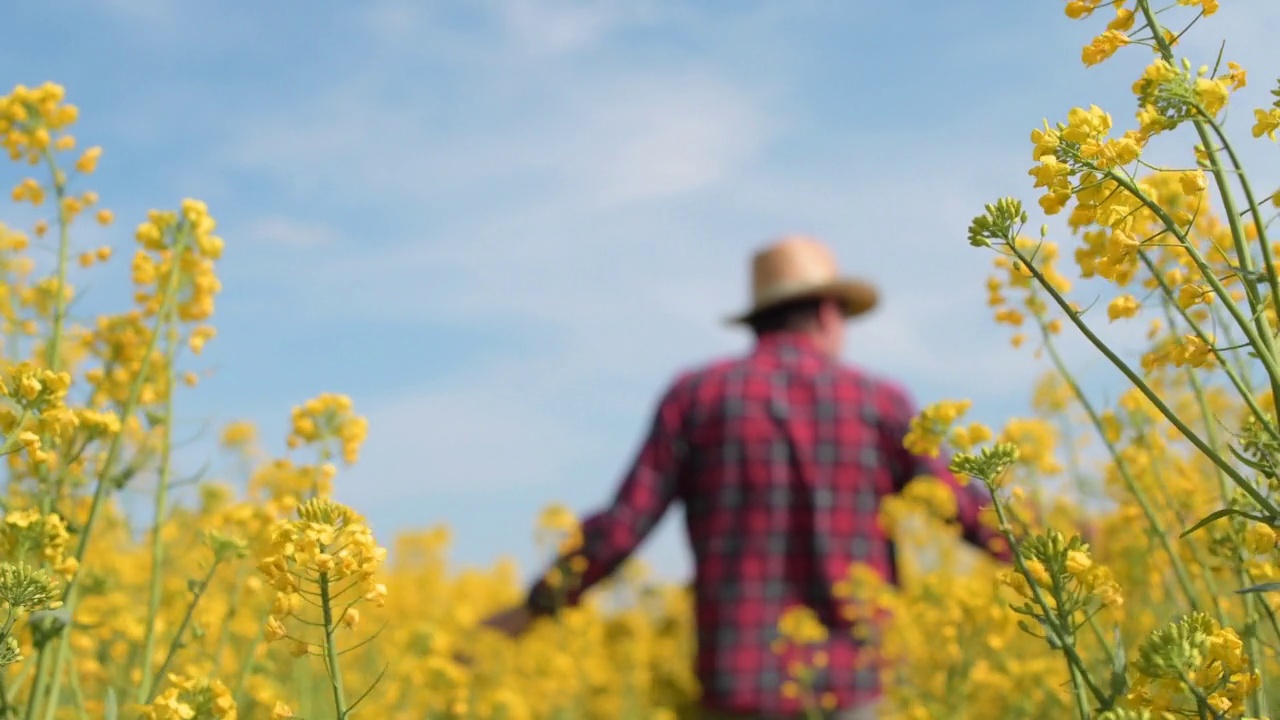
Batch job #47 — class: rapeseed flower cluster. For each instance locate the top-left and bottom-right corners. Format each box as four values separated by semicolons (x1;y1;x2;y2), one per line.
287;392;369;466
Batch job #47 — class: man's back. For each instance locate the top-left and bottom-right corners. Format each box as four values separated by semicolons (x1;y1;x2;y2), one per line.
526;330;1002;717
676;331;910;716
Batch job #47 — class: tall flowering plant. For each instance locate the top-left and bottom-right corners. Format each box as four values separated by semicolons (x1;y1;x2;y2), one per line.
950;0;1280;717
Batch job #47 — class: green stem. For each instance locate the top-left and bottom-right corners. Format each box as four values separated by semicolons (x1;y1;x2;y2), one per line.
1200;114;1280;321
1171;302;1269;673
1241;577;1269;718
1132;11;1280;701
1138;441;1227;623
145;559;222;703
0;411;31;455
1084;614;1116;669
1005;240;1280;517
1138;250;1279;442
1034;304;1203;611
211;564;249;678
1178;669;1220;720
1105;169;1280;402
6;654;33;716
1190;116;1280;408
1209;301;1259;398
20;647;47;720
231;610;270;709
320;571;348;719
988;494;1109;708
40;150;71;373
33;227;193;720
1203;113;1274;298
137;292;180;704
63;660;87;720
1068;664;1091;720
1134;0;1280;408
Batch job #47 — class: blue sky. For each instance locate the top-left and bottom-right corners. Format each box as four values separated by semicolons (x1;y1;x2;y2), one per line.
4;0;1279;584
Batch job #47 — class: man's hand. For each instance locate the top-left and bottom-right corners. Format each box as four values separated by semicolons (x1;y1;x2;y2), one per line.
453;606;537;668
480;605;536;639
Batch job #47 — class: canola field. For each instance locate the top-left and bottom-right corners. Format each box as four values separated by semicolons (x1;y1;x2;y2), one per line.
3;1;1280;718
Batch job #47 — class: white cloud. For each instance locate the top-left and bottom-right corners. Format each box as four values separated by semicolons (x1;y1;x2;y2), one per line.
360;1;424;45
223;67;767;212
243;216;338;249
359;0;672;59
342;357;586;503
560;76;767;203
497;0;660;58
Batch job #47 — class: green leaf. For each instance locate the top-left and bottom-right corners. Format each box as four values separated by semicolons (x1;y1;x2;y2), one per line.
1227;444;1273;475
104;688;118;720
1015;619;1039;638
1181;507;1250;538
1108;625;1127;704
1236;582;1280;595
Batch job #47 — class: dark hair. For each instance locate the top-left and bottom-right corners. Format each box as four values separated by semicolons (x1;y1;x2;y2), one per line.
746;296;831;336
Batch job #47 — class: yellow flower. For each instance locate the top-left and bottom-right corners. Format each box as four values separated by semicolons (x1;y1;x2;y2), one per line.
1065;550;1093;578
220;420;256;448
1063;0;1099;19
1179;171;1207;195
1024;559;1052;589
1107;295;1140;321
1222;61;1247;91
904;399;972;458
1082;30;1129;67
1194;78;1230;116
287;392;368;466
1244;523;1277;555
1177;284;1213;309
1099;411;1123;444
777;605;828;646
998;569;1033;599
264;616;287;642
950;422;993;452
75;146;102;173
1174;334;1215;367
341;607;360;629
1178;0;1219;16
1254;108;1280;141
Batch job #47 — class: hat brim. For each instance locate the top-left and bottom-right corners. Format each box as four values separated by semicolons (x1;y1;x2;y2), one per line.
724;278;878;326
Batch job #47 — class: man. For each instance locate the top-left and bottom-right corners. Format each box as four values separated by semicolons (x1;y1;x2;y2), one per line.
481;235;1008;719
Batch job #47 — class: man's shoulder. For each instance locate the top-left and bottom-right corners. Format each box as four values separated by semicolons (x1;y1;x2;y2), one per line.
828;361;912;400
667;354;914;407
655;352;755;405
801;361;918;429
660;356;735;397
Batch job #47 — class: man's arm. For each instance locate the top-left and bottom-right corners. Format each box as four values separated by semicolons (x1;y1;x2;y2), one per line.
878;383;1011;562
523;374;692;617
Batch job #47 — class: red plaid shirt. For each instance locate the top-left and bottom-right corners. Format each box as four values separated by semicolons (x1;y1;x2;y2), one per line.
526;331;1007;716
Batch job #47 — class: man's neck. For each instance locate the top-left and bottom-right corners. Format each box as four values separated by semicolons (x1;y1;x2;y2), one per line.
755;329;822;351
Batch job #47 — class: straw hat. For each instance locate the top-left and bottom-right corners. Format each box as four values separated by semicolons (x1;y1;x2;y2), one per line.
725;234;877;325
